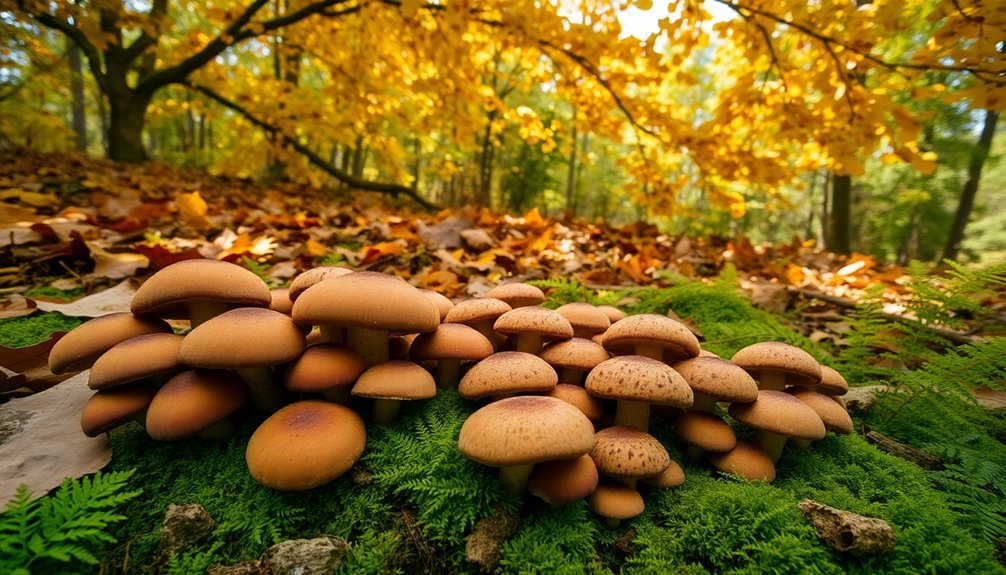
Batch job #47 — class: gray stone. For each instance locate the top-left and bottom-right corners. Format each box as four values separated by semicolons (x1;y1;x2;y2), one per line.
260;536;349;575
161;503;216;556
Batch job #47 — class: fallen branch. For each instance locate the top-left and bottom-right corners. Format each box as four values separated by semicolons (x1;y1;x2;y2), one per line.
191;84;439;211
862;425;945;470
799;499;896;556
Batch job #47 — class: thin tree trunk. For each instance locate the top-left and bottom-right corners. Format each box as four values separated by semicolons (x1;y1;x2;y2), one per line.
818;172;830;247
805;171;819;241
942;109;999;262
829;173;852;254
565;107;578;215
351;135;367;178
68;41;87;153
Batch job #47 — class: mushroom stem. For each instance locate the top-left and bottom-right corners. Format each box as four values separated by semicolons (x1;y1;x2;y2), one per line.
347;327;390;368
757;430;789;463
634;343;663;361
558;368;584;385
685;444;705;464
197;418;235;440
614;400;650;433
758;371;787;392
607;517;622;528
472;320;498;352
790;438;813;449
188;301;231;329
372;398;401;425
434;360;461;389
690;392;718;412
515;333;545;355
235;367;284;412
500;463;535;494
322;386;351;405
319;325;346;344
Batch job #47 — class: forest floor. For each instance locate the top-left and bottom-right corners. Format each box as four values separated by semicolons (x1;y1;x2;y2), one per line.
1;149;1005;574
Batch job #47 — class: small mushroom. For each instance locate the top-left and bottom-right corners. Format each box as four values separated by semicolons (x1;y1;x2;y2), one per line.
527;454;599;506
707;440;776;482
674;411;737;463
485;282;544;308
596;305;627;324
601;313;700;362
588;481;644;527
80;381;160;437
584;355;693;433
48;312;172;374
671;356;758;411
87;333;184;390
728;390;825;462
409;323;493;388
816;365;850;396
145;369;250;440
494;307;573;355
590;425;671;488
539;338;610;385
419;288;455;322
284;343;366;404
786;387;854;448
458;351;557;400
546;384;606;423
351;360;436;424
444;298;512;352
640;460;685;489
731;342;822;391
554;303;610;339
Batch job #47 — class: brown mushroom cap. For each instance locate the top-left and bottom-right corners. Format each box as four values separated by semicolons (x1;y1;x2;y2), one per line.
48;313;172;374
351;360;436;400
246;400;366;490
816;365;850;396
419;288;454;322
596;305;627;324
546;384;605;421
284;343;366;393
540;338;610;373
444;297;512;325
80;381;160;437
145;369;250;440
601;313;700;361
410;324;494;362
707;440;776;482
88;333;184;390
588;481;645;521
131;259;271;319
485;282;545;308
288;266;354;302
731;342;822;387
555;303;611;337
180;307;306;368
640;460;686;488
291;272;439;333
590;426;671;479
728;390;826;441
527;454;599;505
585;355;693;407
675;411;737;453
493;307;574;342
671;356;759;404
458;351;558;399
786;388;854;434
458;395;595;467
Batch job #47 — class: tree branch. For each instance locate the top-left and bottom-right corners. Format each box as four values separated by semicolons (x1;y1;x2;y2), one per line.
18;3;110;93
191;83;439;211
123;0;170;67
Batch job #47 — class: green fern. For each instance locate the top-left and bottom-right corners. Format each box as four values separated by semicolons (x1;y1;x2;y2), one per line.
531;277;599;307
0;470;140;575
239;255;278;288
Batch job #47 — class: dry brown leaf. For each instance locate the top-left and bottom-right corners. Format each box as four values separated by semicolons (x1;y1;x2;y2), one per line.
0;295;37;319
35;279;138;317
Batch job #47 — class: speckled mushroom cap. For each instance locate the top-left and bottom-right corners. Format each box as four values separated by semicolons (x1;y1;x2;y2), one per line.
444;298;512;325
131;259;271;319
80;381;160;437
585;355;693;408
88;333;184;390
816;365;850;396
640;460;685;488
246;400;366;490
485;282;545;308
458;352;557;399
458;395;595;467
786;388;854;434
675;411;737;452
145;369;250;440
588;482;644;520
728;390;826;441
596;305;627;324
731;342;822;387
601;314;700;361
410;324;493;362
493;307;574;341
540;338;610;373
671;356;759;403
419;289;454;322
527;454;599;505
351;360;436;400
292;272;440;333
555;303;611;337
180;307;306;368
48;313;172;374
707;440;776;482
269;288;294;315
590;426;671;478
547;384;605;421
284;343;365;393
287;266;354;302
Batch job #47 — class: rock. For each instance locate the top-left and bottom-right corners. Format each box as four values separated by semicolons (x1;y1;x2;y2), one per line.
843;385;888;412
260;536;349;575
465;508;520;572
161;503;216;556
799;499;896;556
460;229;495;252
207;561;262;575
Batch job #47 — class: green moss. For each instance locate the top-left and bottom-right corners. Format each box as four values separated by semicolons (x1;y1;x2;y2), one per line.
0;312;84;348
23;285;85;302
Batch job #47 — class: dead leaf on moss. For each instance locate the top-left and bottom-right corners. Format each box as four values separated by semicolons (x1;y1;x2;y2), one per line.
0;295;37;319
35;279;138;317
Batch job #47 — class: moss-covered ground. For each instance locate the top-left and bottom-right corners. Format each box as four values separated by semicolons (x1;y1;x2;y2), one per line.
3;279;1005;574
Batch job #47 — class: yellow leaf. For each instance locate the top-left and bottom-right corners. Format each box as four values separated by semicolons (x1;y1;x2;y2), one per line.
174;191;211;231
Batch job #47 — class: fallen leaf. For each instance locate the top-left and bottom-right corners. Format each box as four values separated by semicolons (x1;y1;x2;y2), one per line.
0;295;37;319
35;279;138;317
133;244;205;270
175;190;213;231
0;332;73;395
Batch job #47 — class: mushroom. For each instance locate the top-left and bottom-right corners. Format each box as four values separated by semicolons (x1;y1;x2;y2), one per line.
816;365;850;396
48;312;172;374
245;400;366;490
589;425;671;489
527;454;599;506
457;351;557;400
268;288;294;315
588;481;645;527
554;303;610;339
601;313;700;362
584;355;693;433
728;390;826;463
444;298;512;352
419;288;455;322
640;460;685;489
671;356;758;411
674;411;737;463
731;342;822;391
493;306;573;355
596;305;627;324
287;265;354;302
131;258;271;328
785;387;854;448
485;282;544;308
80;381;160;437
87;333;184;390
284;343;366;404
539;337;610;385
145;369;250;440
458;395;595;493
180;307;305;412
546;384;606;424
707;440;776;482
351;360;436;424
409;323;493;388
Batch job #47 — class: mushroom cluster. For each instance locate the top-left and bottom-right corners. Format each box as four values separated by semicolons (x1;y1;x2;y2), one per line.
54;261;853;515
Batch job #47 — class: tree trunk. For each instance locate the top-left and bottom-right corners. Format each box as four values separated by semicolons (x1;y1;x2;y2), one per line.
68;41;87;153
107;91;152;163
942;109;999;262
829;173;852;254
565;111;578;215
